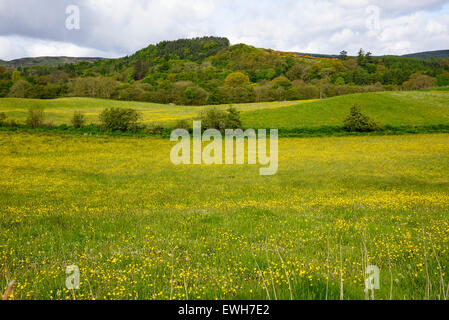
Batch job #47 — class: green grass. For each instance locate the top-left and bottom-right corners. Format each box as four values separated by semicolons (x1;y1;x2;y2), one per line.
242;91;449;129
1;132;449;300
1;91;448;132
0;97;309;126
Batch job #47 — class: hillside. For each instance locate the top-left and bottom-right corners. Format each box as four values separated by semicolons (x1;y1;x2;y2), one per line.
402;50;449;59
0;91;448;130
241;91;449;129
0;97;305;125
0;56;104;68
0;37;448;106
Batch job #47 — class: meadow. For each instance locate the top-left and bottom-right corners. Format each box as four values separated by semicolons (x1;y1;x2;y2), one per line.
1;131;449;300
0;97;309;126
0;91;448;130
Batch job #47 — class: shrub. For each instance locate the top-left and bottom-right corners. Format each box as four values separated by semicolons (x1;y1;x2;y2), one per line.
224;72;250;88
174;119;191;131
26;108;45;129
99;108;141;132
226;106;242;129
199;106;242;132
9;80;33;98
145;123;166;135
0;112;6;125
403;73;437;90
344;105;381;132
71;111;86;129
200;108;228;132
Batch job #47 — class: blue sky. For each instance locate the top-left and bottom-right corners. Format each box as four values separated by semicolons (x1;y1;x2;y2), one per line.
0;0;448;60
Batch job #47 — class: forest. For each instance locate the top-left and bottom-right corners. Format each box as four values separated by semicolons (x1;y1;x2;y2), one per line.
0;36;448;105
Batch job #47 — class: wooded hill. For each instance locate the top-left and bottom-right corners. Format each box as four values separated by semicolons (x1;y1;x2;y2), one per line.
0;36;448;105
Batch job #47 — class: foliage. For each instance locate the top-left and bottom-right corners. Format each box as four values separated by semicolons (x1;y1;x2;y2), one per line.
99;107;142;132
71;111;86;129
344;105;381;132
26;108;45;128
200;106;243;132
0;38;448;105
224;72;250;88
403;73;438;90
0;112;6;126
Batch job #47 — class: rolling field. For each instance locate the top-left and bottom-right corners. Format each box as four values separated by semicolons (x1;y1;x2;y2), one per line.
1;132;449;300
0;91;448;130
0;97;309;126
242;91;449;129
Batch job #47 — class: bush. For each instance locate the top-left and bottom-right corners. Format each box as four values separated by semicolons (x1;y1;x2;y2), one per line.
71;111;86;129
344;105;381;132
0;112;6;125
200;106;242;132
99;108;141;132
26;108;45;129
145;123;166;135
174;119;191;131
226;106;242;129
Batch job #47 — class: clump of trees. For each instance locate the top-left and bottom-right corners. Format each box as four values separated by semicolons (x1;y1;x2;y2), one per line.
99;107;142;132
200;106;242;132
344;105;381;132
0;38;447;106
402;73;438;90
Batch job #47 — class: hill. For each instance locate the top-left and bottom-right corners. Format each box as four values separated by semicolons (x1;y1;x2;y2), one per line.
0;37;448;106
0;97;304;125
0;56;104;68
402;50;449;59
241;91;449;129
0;91;448;130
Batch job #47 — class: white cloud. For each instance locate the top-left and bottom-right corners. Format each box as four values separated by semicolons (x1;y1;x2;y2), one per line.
0;36;115;60
0;0;449;60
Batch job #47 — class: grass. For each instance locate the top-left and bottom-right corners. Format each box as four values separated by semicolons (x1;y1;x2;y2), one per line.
0;91;448;132
1;132;449;300
0;97;309;126
242;91;449;129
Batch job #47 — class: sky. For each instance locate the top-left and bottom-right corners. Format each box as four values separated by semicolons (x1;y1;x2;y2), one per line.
0;0;449;60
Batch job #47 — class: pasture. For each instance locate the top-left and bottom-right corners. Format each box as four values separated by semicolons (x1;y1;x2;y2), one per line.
0;91;448;130
1;132;448;300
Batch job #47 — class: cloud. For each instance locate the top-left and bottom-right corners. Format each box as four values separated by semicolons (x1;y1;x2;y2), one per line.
0;0;448;60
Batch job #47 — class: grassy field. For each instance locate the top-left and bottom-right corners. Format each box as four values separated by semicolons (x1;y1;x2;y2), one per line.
0;97;310;126
0;91;448;130
242;91;449;129
1;131;449;300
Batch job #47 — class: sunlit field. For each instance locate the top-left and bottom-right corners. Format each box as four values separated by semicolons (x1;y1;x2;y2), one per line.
0;97;309;126
1;132;448;300
0;91;448;130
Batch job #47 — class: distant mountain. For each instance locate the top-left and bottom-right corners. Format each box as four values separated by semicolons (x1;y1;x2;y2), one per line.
294;50;449;60
294;52;341;59
402;50;449;59
0;56;104;68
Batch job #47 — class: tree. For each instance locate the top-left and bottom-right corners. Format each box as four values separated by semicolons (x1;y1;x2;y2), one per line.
357;49;366;67
26;108;45;128
226;106;242;129
224;72;250;88
12;71;21;83
8;80;33;98
340;50;348;60
0;112;6;124
403;73;437;90
344;105;381;132
71;111;86;129
99;108;142;132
